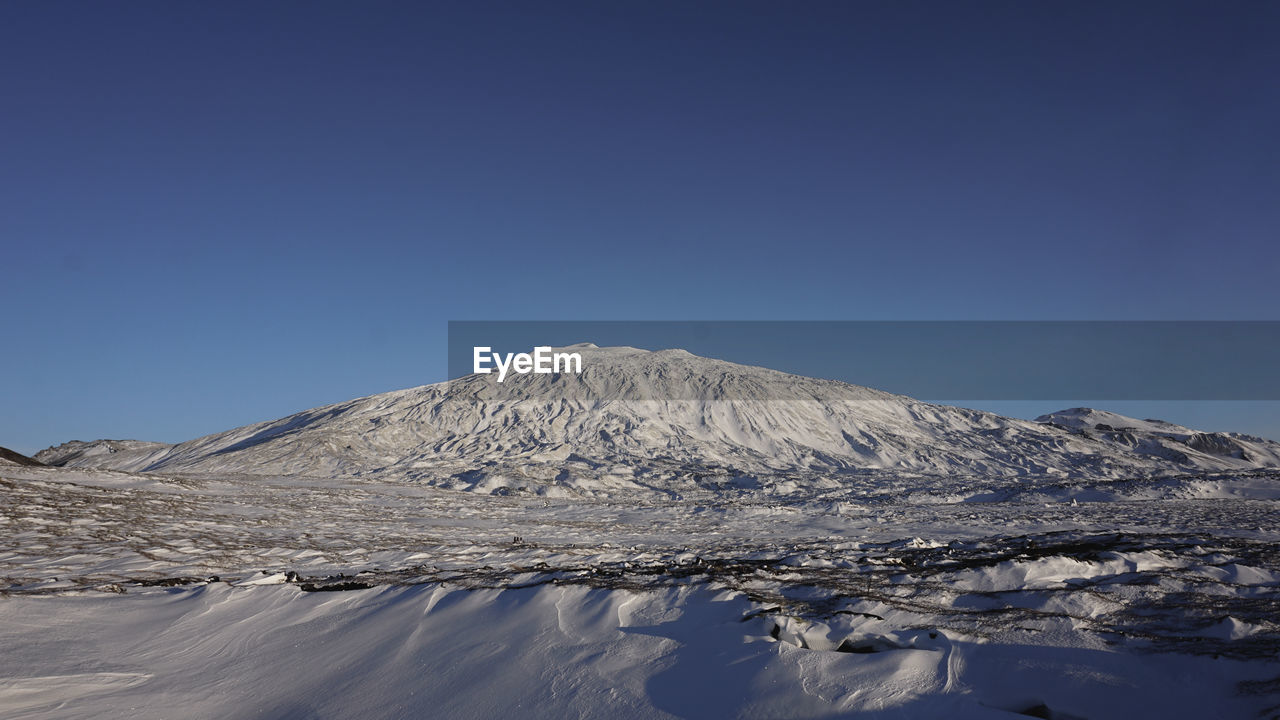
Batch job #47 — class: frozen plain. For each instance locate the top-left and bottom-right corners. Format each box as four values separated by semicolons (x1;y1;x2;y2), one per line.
3;347;1279;719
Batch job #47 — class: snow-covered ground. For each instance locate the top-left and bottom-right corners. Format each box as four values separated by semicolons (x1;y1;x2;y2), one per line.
4;348;1279;718
2;463;1278;718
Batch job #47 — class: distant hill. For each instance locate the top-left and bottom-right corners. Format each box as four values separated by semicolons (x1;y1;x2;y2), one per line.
34;439;172;469
0;446;45;467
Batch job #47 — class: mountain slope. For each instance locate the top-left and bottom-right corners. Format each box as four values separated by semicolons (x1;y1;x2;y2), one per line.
38;345;1280;492
35;439;172;469
1037;407;1280;467
0;446;45;467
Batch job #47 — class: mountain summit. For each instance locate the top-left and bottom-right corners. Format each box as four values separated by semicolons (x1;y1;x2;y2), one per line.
35;346;1280;493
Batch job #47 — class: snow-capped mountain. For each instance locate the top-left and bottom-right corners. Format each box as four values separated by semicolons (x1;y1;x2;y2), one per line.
34;345;1280;491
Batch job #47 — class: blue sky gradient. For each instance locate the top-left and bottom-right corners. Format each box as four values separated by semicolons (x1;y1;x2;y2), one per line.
2;2;1278;452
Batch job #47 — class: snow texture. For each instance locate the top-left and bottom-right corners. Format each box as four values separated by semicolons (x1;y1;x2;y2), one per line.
5;347;1279;718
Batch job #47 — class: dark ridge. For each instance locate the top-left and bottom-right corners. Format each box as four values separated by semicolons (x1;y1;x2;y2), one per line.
299;580;377;592
0;446;44;467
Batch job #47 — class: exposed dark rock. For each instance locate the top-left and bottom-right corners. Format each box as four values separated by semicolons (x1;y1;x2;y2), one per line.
0;446;44;467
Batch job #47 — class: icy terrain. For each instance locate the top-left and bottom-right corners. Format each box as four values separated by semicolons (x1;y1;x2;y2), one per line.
5;347;1280;718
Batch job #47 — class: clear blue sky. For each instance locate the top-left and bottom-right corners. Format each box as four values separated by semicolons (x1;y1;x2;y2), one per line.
2;1;1278;453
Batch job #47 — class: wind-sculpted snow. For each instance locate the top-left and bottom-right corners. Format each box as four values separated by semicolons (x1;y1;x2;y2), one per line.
2;464;1279;718
10;347;1280;717
36;347;1280;493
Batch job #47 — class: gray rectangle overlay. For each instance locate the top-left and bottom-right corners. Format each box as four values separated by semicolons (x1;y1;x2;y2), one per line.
448;321;1280;401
